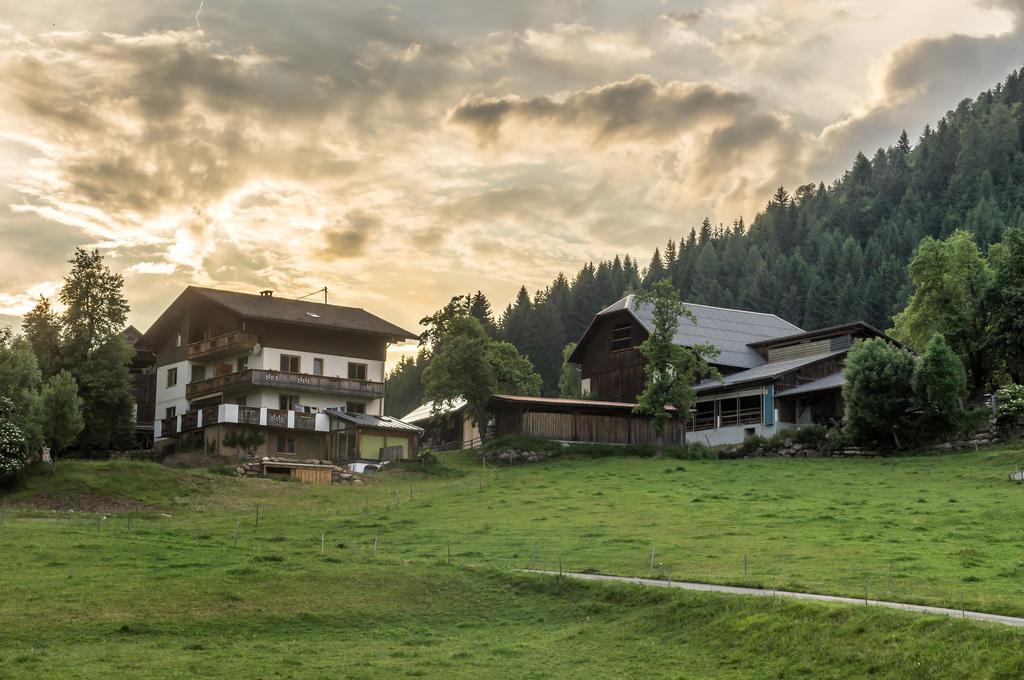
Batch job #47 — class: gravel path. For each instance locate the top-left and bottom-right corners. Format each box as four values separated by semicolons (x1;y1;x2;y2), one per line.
520;569;1024;627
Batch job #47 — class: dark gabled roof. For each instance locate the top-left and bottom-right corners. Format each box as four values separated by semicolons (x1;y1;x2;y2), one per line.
324;409;424;433
747;321;902;350
569;294;802;369
776;371;845;397
142;286;417;345
694;350;847;393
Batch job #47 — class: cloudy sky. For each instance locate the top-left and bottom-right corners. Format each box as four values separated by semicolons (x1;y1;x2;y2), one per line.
0;0;1021;355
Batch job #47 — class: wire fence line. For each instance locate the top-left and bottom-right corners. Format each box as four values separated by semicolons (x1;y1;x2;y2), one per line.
4;503;1023;622
3;460;1023;621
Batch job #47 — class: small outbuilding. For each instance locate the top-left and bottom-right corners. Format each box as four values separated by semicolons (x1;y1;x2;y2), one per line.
324;409;423;462
401;398;481;450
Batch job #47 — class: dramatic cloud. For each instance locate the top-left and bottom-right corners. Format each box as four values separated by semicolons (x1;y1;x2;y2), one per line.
0;0;1018;346
450;76;763;144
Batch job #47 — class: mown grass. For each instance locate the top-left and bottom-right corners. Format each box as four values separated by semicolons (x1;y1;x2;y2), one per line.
2;444;1024;677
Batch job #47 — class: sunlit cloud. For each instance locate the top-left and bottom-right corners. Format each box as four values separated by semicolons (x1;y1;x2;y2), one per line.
0;0;1019;344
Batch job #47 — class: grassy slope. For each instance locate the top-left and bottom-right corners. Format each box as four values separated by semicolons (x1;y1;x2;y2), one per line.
2;447;1024;677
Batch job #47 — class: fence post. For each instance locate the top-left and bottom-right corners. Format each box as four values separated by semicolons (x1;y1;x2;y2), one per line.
447;542;452;566
96;515;101;535
233;520;239;546
887;561;893;596
373;536;378;555
649;547;656;577
864;576;868;605
744;554;748;578
255;504;261;528
321;531;325;557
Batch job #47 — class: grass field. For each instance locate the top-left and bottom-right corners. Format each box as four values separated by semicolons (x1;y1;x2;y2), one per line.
2;444;1024;677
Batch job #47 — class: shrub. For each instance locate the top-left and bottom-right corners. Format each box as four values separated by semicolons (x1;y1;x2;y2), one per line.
793;424;828;447
824;428;847;452
912;334;967;437
222;429;266;458
0;396;31;483
995;383;1024;419
738;434;769;455
843;338;917;449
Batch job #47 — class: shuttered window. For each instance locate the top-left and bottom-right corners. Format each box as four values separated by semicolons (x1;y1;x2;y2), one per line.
610;323;632;352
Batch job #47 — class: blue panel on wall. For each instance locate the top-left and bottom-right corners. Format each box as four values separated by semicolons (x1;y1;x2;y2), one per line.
763;385;775;426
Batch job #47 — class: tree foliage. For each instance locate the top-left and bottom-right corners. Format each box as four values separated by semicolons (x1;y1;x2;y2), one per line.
632;280;720;456
36;370;84;453
842;339;917;448
984;227;1024;383
74;336;135;451
912;334;967;433
891;231;992;390
384;351;428;418
59;248;130;364
0;396;31;483
222;429;266;458
21;296;62;377
558;343;582;398
0;328;43;450
422;316;541;442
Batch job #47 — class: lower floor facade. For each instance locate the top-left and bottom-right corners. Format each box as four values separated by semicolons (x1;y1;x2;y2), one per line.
156;403;421;462
490;382;841;448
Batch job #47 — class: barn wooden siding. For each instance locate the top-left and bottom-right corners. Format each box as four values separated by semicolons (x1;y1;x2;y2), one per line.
518;410;687;445
577;310;648;402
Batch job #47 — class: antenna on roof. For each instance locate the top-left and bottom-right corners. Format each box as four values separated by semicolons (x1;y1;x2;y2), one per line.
296;286;328;304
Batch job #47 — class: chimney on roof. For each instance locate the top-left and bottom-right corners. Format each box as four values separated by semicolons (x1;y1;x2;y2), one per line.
259;290;274;297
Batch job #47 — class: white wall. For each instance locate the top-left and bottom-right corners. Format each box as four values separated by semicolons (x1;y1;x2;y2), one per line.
242;388;381;414
155;360;189;423
254;346;384;382
688;422;797;447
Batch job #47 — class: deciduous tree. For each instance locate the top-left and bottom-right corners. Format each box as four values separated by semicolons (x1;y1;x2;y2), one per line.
422;316;541;443
633;280;720;457
842;338;916;449
36;370;84;454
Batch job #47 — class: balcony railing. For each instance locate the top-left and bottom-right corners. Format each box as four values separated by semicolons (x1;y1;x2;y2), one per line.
180;411;199;432
160;416;178;435
186;368;384;401
155;404;331;438
267;408;288;428
239;406;261;425
718;406;763;427
187;330;259;361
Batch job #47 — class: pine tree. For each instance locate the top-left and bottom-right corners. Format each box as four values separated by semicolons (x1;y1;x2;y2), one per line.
21;296;61;377
59;248;130;364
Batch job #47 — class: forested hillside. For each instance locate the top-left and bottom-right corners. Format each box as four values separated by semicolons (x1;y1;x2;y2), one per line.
386;66;1024;412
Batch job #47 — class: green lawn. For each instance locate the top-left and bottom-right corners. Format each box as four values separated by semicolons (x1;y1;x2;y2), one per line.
2;445;1024;677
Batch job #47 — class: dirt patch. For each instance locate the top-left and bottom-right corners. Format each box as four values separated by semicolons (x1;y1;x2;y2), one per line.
15;493;157;513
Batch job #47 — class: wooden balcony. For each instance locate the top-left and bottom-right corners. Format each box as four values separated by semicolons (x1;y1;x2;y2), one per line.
159;416;178;436
186;330;259;361
186;369;384;401
155;404;330;438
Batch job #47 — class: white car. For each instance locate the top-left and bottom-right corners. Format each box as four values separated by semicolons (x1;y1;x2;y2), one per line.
346;461;391;474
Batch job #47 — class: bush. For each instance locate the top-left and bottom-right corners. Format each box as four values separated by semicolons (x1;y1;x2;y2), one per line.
738;434;770;455
996;383;1024;419
824;428;847;452
843;338;917;449
793;424;828;447
0;396;31;483
912;334;967;438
